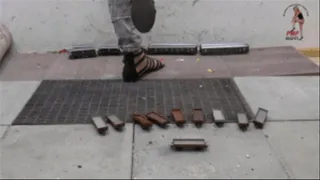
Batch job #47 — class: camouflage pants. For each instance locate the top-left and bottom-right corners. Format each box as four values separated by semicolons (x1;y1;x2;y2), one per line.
108;0;142;52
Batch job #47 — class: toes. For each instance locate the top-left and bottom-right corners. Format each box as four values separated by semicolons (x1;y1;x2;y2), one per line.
145;56;164;70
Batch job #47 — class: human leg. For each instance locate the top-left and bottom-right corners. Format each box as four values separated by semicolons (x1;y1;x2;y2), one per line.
108;0;141;52
108;0;164;82
299;22;304;40
291;17;297;31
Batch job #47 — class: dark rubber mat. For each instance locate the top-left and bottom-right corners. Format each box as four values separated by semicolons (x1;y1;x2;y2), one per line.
12;79;252;125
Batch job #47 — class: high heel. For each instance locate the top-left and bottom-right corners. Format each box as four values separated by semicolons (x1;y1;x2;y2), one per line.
122;53;138;82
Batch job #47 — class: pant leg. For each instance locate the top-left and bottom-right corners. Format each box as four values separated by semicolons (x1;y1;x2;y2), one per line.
108;0;142;53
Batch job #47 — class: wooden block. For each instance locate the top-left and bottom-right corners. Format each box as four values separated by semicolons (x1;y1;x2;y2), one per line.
147;43;198;55
200;43;249;55
97;45;122;56
146;112;169;128
91;116;108;135
69;47;97;60
192;109;205;127
212;109;225;127
132;113;153;130
237;113;249;131
171;109;186;127
253;108;268;129
171;138;208;151
106;115;125;131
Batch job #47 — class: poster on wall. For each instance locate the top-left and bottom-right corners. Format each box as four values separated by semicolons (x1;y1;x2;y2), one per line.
283;4;309;41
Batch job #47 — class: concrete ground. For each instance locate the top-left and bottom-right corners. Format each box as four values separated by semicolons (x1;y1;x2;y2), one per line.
0;46;319;81
309;57;320;66
0;48;319;179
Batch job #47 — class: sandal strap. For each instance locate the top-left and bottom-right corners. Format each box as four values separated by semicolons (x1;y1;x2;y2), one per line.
122;49;164;82
122;49;144;63
145;55;162;69
137;54;152;76
134;53;146;67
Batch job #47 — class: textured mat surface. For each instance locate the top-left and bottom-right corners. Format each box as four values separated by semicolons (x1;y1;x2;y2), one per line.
13;79;252;125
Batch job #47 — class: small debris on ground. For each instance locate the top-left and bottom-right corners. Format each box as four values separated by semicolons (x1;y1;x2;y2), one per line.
199;85;203;88
251;168;254;171
48;51;58;54
59;49;68;54
246;154;250;159
196;58;200;62
254;68;260;72
207;68;214;73
264;134;269;138
77;165;82;169
148;141;153;145
176;58;184;62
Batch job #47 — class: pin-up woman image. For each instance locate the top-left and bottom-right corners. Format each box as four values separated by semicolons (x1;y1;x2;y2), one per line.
291;6;304;40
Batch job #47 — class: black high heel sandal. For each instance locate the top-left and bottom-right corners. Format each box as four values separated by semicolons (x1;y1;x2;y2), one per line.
122;50;165;82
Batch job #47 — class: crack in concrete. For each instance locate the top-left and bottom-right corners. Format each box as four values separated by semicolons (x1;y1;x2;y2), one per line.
192;0;200;7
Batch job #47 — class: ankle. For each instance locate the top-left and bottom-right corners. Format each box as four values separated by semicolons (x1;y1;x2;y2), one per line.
134;51;145;64
123;48;142;55
123;49;145;64
133;48;143;55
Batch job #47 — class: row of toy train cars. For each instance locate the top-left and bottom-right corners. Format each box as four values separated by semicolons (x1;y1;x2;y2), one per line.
92;108;268;135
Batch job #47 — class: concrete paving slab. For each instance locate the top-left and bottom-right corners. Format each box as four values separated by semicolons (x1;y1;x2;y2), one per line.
0;81;40;125
309;57;319;66
133;124;288;179
235;76;320;121
0;124;133;179
0;125;9;139
0;53;57;81
263;121;320;179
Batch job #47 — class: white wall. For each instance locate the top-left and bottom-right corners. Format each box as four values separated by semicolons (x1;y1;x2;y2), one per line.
0;0;3;20
0;0;319;53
